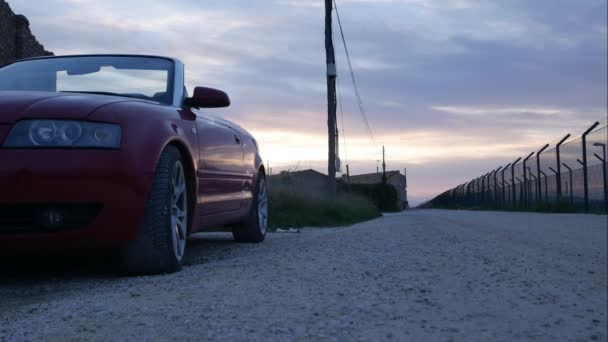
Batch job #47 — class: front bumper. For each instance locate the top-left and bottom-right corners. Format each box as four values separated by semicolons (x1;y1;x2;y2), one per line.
0;149;154;250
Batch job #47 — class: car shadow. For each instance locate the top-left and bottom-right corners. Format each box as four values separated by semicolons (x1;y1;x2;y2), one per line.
0;232;245;311
0;250;119;279
0;232;239;281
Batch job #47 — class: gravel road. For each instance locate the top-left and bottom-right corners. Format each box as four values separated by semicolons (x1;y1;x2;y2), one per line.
1;210;606;341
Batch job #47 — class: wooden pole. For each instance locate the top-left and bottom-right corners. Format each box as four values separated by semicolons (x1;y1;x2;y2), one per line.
382;146;387;184
346;164;351;192
346;164;350;183
382;146;386;172
325;0;337;196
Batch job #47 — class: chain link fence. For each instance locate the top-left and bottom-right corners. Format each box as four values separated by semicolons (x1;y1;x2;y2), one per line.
427;122;608;213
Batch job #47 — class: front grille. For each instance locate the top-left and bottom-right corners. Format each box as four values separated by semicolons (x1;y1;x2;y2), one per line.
0;203;102;234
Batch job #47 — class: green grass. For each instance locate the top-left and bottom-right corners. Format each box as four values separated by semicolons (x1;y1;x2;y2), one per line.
267;187;382;230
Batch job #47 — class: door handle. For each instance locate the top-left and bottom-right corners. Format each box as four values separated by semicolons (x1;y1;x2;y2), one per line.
234;135;241;144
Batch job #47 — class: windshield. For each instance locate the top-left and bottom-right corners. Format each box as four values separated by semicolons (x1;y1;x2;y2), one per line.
0;56;175;105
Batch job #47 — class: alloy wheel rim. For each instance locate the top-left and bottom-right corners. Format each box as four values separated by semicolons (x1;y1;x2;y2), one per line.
171;161;187;261
258;178;268;235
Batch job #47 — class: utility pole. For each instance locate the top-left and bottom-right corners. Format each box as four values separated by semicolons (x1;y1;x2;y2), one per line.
346;164;351;191
382;146;386;173
325;0;337;196
382;146;387;183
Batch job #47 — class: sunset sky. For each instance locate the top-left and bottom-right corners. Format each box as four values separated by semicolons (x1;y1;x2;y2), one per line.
10;0;607;204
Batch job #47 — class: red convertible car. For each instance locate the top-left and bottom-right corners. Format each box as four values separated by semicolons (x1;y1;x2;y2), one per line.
0;55;268;274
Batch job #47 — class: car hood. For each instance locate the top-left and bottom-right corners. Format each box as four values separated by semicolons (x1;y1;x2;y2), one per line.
0;91;136;124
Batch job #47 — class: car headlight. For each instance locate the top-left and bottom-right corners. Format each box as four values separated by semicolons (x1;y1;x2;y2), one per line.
3;120;121;148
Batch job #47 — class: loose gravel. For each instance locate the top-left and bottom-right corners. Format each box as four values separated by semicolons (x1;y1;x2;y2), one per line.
1;209;606;341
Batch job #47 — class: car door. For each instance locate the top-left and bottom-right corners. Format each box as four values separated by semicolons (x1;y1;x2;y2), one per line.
193;109;246;215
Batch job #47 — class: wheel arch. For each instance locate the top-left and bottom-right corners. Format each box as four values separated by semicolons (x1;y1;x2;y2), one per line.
255;152;266;179
164;138;198;234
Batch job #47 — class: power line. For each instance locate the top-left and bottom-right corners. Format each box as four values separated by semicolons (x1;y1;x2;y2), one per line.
333;0;376;147
337;73;348;166
332;9;348;169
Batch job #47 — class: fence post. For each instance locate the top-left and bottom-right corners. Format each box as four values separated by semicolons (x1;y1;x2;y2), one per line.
516;177;524;205
487;171;492;203
577;158;586;209
555;134;571;199
593;152;607;212
549;167;559;204
478;177;483;204
539;170;549;203
562;163;574;205
581;122;600;212
529;172;538;203
522;153;534;207
501;163;511;207
592;142;607;212
493;167;502;206
472;178;478;203
511;158;522;207
481;174;486;203
525;167;532;203
536;144;549;203
485;173;490;204
472;178;476;203
470;181;474;204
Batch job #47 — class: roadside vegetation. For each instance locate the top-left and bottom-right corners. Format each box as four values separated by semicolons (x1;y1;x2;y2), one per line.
343;183;401;212
267;184;382;230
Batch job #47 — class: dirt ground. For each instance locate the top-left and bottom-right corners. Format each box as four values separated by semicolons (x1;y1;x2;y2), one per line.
1;209;606;341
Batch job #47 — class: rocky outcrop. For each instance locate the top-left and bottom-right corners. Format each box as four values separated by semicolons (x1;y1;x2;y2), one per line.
0;0;52;67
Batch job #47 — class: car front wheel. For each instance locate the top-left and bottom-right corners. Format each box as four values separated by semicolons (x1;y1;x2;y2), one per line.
120;145;188;275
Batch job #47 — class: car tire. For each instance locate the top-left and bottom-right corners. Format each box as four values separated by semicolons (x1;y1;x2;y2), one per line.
232;172;268;243
120;145;189;275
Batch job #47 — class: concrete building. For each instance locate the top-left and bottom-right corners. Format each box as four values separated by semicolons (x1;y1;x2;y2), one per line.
268;169;328;194
344;170;409;210
0;0;52;67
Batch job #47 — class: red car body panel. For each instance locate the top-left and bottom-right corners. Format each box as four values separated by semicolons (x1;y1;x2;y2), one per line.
0;62;264;251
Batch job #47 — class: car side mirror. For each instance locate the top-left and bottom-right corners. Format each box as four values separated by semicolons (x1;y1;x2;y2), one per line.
185;87;230;108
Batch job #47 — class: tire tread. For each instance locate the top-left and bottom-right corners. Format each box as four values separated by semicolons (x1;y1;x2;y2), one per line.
120;146;183;275
232;173;266;243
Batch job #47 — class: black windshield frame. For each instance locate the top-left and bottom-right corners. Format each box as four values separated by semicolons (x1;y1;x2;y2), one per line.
0;55;176;105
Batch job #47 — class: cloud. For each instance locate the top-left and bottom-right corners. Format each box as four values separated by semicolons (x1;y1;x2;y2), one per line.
430;106;576;117
7;0;607;199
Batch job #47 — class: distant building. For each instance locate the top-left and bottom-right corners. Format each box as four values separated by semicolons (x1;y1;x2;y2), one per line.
269;168;410;210
344;170;409;210
268;169;328;193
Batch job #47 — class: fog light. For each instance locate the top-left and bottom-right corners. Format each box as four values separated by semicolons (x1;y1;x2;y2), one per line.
41;209;64;229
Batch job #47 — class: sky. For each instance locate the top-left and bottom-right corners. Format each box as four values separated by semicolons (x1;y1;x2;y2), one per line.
9;0;608;205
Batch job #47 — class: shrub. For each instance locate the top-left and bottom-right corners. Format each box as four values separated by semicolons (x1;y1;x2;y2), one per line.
342;183;400;212
267;187;381;230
